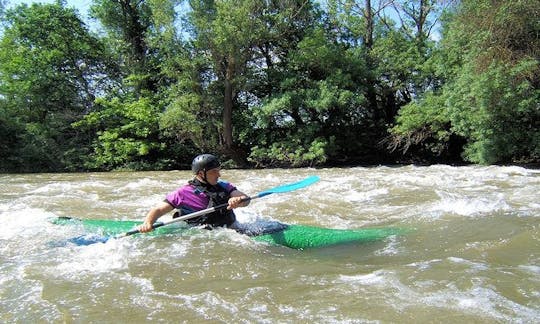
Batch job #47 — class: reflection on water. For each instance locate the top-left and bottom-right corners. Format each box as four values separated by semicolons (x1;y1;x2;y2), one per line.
1;166;539;322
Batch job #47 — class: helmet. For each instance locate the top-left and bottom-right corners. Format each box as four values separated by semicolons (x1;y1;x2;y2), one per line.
191;154;221;174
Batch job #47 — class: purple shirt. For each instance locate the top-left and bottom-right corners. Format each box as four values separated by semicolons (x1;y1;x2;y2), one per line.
165;180;237;212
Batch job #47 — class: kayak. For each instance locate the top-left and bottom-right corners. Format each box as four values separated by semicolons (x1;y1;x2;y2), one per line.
51;217;405;249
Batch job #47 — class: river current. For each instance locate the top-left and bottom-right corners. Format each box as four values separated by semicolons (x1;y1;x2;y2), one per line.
1;165;539;322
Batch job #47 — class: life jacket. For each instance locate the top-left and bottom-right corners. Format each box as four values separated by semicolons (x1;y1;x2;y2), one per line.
173;178;236;227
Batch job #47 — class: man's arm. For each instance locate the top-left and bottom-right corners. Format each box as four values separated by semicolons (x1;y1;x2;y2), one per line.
139;201;174;233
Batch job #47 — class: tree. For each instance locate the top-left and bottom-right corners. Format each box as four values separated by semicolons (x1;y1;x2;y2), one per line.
391;0;539;164
0;3;113;171
90;0;158;94
248;24;368;166
182;0;261;160
74;0;185;170
73;95;167;170
160;0;312;164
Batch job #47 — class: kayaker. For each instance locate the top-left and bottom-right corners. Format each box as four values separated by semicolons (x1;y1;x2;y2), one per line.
138;154;250;233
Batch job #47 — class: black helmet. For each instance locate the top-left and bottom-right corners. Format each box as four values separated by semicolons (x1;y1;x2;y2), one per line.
191;154;221;174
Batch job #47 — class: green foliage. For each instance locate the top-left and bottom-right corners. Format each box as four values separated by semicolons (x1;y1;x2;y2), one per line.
160;87;220;152
392;0;539;164
447;60;539;164
158;38;223;153
73;95;164;170
373;29;437;93
0;101;27;171
249;136;334;168
90;0;163;94
246;19;379;165
390;91;453;158
0;3;111;172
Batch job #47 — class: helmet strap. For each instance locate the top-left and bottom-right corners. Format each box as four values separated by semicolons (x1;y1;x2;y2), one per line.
196;169;209;184
203;169;209;183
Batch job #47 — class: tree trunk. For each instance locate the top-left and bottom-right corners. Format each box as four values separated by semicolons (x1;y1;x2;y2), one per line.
222;55;235;151
364;0;379;122
364;0;373;49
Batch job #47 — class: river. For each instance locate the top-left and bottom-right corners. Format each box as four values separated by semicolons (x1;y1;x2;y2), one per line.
1;165;539;323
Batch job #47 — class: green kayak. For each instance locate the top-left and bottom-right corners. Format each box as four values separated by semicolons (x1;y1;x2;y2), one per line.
51;217;405;249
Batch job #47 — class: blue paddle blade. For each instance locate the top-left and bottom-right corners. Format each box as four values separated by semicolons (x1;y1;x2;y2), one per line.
256;176;320;198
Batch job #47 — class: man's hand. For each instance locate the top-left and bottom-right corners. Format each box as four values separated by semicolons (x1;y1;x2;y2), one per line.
227;196;249;209
138;221;154;233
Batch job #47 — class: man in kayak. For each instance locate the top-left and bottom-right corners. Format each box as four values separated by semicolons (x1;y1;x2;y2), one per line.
138;154;250;233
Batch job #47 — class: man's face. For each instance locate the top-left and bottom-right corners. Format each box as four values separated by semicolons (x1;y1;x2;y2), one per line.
202;167;221;185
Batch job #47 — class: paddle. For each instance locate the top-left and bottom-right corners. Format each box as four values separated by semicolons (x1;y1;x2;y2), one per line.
69;175;320;244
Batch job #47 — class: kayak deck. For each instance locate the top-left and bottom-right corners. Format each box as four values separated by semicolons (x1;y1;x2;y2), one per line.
51;217;405;249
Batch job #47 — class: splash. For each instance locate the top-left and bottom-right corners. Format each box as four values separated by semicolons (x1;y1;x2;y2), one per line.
431;191;511;217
